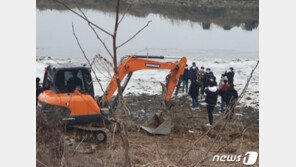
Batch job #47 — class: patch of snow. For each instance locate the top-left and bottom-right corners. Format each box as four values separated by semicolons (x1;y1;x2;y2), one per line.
188;130;194;133
235;113;243;116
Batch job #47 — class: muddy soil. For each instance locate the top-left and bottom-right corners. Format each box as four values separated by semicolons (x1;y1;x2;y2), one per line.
125;93;259;133
55;94;259;167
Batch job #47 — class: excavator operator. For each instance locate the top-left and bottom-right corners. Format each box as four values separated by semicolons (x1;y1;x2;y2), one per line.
66;72;83;92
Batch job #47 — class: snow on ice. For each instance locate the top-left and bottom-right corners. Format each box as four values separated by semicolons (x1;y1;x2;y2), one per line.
36;56;259;109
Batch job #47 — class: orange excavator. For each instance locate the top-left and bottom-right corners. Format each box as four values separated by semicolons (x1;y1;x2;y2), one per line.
37;55;187;142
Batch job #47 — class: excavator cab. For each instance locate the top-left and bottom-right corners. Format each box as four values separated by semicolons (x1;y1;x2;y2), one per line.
37;63;103;125
42;63;94;97
38;63;110;143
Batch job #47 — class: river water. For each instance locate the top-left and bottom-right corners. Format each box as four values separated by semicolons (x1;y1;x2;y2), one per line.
37;8;258;60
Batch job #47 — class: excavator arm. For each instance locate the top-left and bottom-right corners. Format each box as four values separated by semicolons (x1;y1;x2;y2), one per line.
102;55;187;105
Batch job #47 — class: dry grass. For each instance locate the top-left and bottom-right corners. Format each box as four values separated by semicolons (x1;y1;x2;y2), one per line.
36;95;259;167
36;111;103;167
89;123;259;167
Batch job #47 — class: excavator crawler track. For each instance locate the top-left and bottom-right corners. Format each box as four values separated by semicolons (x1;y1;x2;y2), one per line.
70;125;109;143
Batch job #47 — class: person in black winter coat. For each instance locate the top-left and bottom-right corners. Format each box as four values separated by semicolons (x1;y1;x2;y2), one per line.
205;81;219;126
36;77;43;105
202;68;211;94
209;72;217;86
189;62;198;81
225;67;235;85
224;84;238;119
204;71;217;88
182;64;190;93
188;76;200;110
224;85;238;106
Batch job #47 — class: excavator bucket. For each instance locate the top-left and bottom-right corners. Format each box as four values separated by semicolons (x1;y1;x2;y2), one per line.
141;113;172;135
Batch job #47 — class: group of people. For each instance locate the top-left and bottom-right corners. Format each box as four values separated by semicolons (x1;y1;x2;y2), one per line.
182;62;238;126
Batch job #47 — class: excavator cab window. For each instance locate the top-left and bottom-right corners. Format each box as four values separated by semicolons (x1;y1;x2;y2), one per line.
82;69;94;97
54;69;94;97
43;70;54;91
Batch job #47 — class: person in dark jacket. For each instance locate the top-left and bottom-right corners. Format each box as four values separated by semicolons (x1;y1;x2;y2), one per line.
224;84;238;106
224;84;238;119
36;77;43;105
197;66;205;82
202;68;211;94
219;80;230;114
225;67;235;85
197;66;205;95
188;76;200;110
205;81;219;126
182;64;189;93
209;72;217;85
204;71;217;88
189;62;198;81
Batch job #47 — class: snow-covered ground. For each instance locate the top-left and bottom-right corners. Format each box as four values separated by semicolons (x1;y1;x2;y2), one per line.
36;56;259;109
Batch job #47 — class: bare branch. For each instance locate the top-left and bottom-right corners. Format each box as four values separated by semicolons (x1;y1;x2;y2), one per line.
92;58;112;79
36;159;48;167
118;4;131;26
193;120;230;167
194;126;249;167
93;54;114;79
52;0;113;36
74;135;87;150
95;54;114;67
236;61;259;104
117;20;152;49
72;23;105;93
73;1;114;58
90;27;114;58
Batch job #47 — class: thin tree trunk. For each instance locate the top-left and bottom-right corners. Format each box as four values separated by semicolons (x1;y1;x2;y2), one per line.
112;0;131;166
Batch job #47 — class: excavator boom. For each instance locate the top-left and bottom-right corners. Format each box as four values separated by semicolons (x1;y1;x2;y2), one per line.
102;56;187;105
101;55;187;135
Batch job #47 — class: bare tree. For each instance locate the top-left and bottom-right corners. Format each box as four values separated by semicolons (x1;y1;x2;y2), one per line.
52;0;152;166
